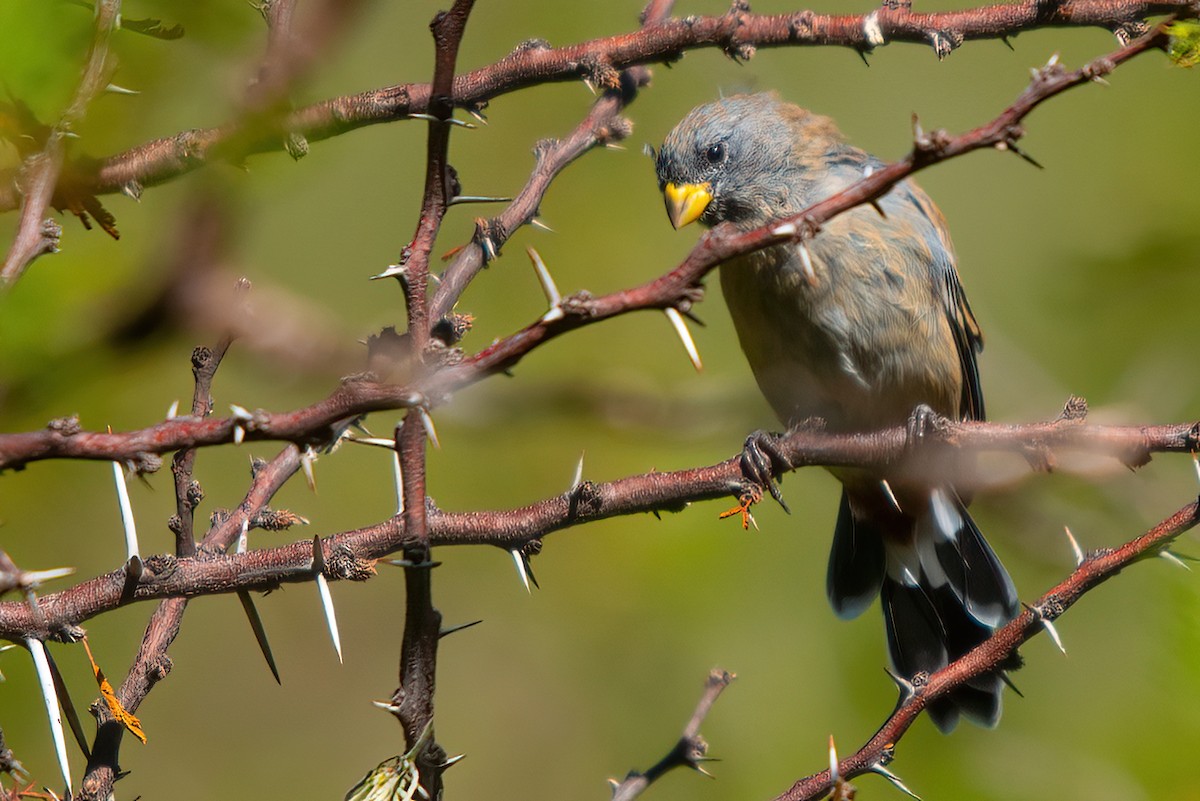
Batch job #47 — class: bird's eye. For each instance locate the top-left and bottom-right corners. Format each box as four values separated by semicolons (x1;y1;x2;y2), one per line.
704;143;727;164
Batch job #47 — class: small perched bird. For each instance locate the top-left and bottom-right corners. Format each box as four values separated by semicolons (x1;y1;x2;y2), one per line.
654;93;1019;732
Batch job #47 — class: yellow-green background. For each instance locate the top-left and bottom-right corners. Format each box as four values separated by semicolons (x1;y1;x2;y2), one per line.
2;1;1199;799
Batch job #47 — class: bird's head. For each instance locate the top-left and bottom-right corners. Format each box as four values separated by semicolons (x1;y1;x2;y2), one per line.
654;93;842;230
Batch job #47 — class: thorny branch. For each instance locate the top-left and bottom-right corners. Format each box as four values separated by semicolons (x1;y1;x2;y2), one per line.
0;1;1193;220
2;406;1198;640
773;497;1200;801
1;2;1197;800
0;20;1178;475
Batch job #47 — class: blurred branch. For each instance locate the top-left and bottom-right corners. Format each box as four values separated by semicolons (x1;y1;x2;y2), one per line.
610;669;733;801
3;405;1198;641
0;0;121;285
773;497;1200;801
0;0;1192;216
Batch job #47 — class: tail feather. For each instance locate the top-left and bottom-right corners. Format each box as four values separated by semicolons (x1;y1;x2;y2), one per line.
826;489;886;620
829;484;1018;734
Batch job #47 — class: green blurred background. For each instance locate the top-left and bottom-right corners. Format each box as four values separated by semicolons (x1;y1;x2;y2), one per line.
2;1;1199;799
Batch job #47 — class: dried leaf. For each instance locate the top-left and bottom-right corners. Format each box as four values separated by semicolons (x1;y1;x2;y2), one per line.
83;639;146;744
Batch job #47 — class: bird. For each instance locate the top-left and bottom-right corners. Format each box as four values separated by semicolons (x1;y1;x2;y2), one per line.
654;93;1019;733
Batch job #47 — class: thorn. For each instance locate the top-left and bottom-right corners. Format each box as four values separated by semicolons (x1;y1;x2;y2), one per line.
447;194;513;206
26;638;72;796
301;445;318;493
1063;526;1085;567
111;461;140;561
233;424;245;444
372;699;402;713
392;448;405;517
345;436;397;449
166;400;179;419
529;217;554;233
230;404;253;420
19;566;76;587
441;753;467;769
382;559;442;569
569;452;585;492
439;619;483;638
407;112;476;128
104;83;139;95
879;479;903;514
510;548;538;592
528;246;562;311
869;763;922;800
370;263;407;280
42;648;89;761
417;407;440;449
312;537;342;663
1192;451;1200;486
884;666;915;698
999;671;1024;698
796;240;817;285
828;735;840;783
582;76;597;94
466;107;488;124
1000;34;1014;50
1160;550;1191;571
1026;602;1067;655
664;307;703;372
771;222;798;237
236;518;250;555
237;590;281;684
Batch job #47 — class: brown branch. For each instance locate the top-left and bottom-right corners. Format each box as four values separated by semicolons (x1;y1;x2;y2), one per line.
2;411;1195;641
78;445;302;801
774;497;1200;801
0;0;120;285
610;669;734;801
0;1;1191;215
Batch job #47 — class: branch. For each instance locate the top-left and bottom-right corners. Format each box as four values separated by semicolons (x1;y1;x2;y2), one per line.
774;496;1200;801
2;410;1196;641
0;1;1191;214
610;669;734;801
0;0;120;285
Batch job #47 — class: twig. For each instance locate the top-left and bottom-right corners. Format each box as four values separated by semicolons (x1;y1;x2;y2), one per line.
0;0;120;285
610;669;734;801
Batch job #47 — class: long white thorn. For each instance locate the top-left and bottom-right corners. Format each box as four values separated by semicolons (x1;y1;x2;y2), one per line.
796;241;816;284
111;461;139;561
1041;616;1067;656
664;307;702;372
301;446;318;493
315;573;343;664
1160;550;1191;571
236;519;250;554
1192;452;1200;486
27;638;72;795
510;550;533;593
528;247;562;314
418;408;441;449
166;399;179;419
870;763;922;800
569;452;585;492
1063;526;1085;567
392;448;405;516
828;735;840;783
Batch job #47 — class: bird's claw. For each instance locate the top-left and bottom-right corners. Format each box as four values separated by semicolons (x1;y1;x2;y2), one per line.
738;430;791;513
905;404;942;448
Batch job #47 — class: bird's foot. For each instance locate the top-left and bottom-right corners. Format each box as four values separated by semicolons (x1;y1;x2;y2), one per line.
905;404;947;448
737;430;792;513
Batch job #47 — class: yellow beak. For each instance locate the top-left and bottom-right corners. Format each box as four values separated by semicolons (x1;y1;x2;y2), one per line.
663;182;713;229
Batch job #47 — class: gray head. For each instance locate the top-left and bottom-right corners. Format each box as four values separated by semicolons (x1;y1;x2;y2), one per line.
654;93;844;229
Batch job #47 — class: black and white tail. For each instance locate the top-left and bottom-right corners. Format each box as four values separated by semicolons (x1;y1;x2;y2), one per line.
827;485;1019;733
